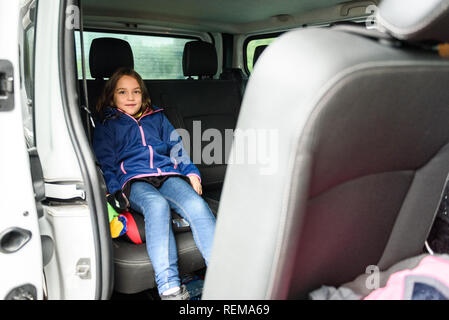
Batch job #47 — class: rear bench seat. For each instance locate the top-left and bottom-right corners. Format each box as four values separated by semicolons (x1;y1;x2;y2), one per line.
80;38;242;293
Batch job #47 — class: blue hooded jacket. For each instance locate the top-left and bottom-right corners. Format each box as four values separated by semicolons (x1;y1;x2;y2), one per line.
93;106;201;194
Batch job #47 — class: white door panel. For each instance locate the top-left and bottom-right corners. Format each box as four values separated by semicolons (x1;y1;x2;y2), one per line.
0;0;43;300
34;0;100;299
40;205;97;300
35;0;84;183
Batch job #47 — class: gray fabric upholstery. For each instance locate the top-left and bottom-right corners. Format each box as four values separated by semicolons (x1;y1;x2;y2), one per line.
202;26;449;300
377;0;449;42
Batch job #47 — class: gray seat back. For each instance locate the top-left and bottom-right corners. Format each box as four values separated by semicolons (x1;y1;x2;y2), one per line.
203;0;449;299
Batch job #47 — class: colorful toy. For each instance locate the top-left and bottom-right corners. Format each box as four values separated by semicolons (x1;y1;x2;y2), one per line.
107;202;128;238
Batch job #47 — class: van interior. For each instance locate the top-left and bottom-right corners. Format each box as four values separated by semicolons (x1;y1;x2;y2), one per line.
71;0;377;299
62;0;449;299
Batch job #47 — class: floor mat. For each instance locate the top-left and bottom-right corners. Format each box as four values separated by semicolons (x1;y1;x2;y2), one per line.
182;275;205;300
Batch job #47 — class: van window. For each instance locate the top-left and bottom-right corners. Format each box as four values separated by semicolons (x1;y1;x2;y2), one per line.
75;31;199;80
245;37;275;73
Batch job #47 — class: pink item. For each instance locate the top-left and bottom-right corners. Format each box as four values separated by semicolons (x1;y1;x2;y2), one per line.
364;255;449;300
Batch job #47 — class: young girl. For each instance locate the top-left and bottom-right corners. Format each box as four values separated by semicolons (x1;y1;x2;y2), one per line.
93;67;216;300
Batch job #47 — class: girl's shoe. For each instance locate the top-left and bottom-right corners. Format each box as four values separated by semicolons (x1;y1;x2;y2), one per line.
160;285;190;300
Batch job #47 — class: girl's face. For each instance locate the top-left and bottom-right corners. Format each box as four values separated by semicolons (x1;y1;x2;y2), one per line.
113;75;143;116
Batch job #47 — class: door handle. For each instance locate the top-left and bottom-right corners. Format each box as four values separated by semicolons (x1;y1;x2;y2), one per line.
0;227;32;254
0;60;14;111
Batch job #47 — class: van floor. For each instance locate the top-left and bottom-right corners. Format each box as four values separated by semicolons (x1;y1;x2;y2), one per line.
111;288;159;300
110;267;207;300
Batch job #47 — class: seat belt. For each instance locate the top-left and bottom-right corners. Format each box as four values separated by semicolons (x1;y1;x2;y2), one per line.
78;0;95;143
78;0;103;174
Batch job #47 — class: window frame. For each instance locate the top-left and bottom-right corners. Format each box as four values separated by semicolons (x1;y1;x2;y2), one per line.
241;19;372;75
243;31;283;75
75;28;207;80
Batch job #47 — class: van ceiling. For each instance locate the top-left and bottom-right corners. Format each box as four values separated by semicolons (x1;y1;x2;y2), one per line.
82;0;377;33
83;0;347;24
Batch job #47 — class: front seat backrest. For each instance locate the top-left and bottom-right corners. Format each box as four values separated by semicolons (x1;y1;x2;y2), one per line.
203;0;449;299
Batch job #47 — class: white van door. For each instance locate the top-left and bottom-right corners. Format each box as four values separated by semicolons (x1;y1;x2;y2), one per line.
0;0;43;300
31;0;113;299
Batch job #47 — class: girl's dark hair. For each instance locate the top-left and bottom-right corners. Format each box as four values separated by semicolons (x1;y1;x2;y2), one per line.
96;67;152;121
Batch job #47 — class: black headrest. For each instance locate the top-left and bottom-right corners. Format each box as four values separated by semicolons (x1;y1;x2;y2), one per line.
89;38;134;79
183;41;217;77
377;0;449;42
253;45;268;67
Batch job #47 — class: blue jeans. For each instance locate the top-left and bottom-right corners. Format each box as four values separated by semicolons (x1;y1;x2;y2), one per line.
128;177;216;294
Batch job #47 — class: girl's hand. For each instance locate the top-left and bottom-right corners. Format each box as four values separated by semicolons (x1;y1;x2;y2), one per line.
188;175;202;195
